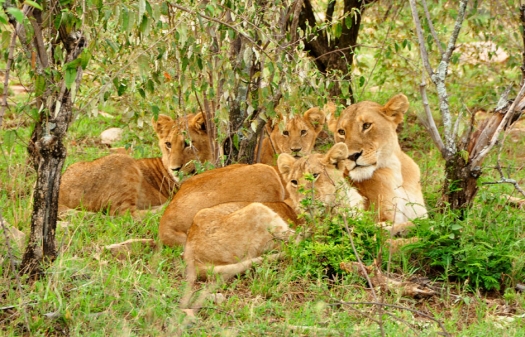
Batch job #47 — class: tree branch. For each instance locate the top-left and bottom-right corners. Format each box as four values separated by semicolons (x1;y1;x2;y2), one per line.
418;82;446;155
430;0;468;156
0;30;17;129
408;0;433;77
421;0;444;56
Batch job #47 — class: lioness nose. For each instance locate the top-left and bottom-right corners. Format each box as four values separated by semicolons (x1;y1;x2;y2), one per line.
171;167;181;172
348;151;362;162
291;147;302;153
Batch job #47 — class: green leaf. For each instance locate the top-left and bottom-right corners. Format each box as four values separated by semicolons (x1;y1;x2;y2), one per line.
345;16;353;29
138;54;150;76
6;7;25;23
24;0;42;10
80;49;91;69
121;6;129;32
65;67;77;90
146;79;155;93
3;130;16;149
138;88;146;99
334;23;342;38
359;76;365;87
35;74;46;97
451;224;463;231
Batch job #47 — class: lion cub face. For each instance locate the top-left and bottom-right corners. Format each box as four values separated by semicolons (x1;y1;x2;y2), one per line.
152;113;212;178
328;94;409;182
268;107;326;158
277;143;364;212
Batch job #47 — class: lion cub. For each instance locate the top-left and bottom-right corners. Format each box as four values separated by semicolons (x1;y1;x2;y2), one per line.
257;106;328;165
328;94;428;224
58;113;212;216
182;143;363;283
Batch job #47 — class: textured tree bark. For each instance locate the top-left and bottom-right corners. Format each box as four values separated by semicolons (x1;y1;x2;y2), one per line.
20;9;86;276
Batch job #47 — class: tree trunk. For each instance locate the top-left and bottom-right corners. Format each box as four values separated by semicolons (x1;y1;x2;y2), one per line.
20;13;86;275
298;0;375;102
440;153;480;217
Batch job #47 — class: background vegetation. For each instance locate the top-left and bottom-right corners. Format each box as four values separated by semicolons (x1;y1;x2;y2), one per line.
2;0;525;335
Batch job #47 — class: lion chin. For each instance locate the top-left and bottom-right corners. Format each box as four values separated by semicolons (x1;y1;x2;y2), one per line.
349;165;376;182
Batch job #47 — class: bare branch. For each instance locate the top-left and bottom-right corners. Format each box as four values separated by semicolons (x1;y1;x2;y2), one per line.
418;81;445;155
0;30;17;129
28;11;49;69
329;301;451;337
290;0;305;45
421;0;444;56
0;210;30;331
520;5;525;85
430;0;469;157
408;0;433;77
169;3;268;57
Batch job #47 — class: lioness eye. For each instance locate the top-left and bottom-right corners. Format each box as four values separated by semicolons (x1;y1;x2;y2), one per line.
313;173;320;179
283;130;289;136
300;130;307;136
363;123;371;130
338;129;345;136
291;179;298;186
165;142;172;149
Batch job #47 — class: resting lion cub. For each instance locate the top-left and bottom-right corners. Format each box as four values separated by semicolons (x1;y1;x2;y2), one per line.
58;113;212;216
257;106;328;165
328;94;427;224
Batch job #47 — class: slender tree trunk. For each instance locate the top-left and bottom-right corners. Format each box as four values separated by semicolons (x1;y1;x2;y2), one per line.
20;11;86;275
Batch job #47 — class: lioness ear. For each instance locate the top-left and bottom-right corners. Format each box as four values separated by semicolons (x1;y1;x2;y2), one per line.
191;112;207;133
382;93;409;125
152;114;175;139
303;107;326;133
277;153;296;180
324;143;348;166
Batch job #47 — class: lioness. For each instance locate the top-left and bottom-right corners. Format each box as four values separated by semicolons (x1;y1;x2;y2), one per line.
328;94;427;224
257;106;328;165
58;113;212;216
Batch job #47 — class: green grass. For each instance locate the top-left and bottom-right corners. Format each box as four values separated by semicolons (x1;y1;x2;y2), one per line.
3;95;525;336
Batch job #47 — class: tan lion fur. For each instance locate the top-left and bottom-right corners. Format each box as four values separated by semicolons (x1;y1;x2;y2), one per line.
328;94;427;223
159;163;287;247
58;113;212;216
152;113;213;174
257;105;329;165
180;144;364;311
277;142;364;213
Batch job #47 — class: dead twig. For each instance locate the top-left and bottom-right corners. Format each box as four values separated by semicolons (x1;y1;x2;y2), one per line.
329;301;451;337
342;214;385;337
0;209;30;331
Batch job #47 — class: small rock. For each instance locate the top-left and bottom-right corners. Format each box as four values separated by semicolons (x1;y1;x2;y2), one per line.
100;128;123;145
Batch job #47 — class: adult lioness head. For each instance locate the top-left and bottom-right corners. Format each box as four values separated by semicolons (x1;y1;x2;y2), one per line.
152;113;213;176
260;106;327;164
328;94;427;223
277;143;364;212
328;94;409;182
